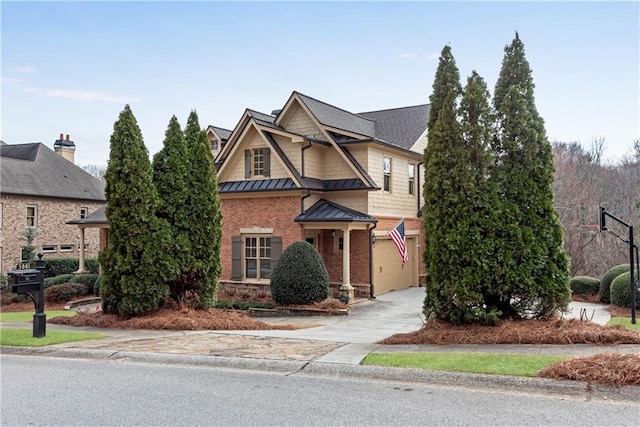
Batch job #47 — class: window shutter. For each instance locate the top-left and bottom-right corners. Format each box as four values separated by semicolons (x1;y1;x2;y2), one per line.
244;150;251;178
271;236;282;267
231;236;242;280
264;148;270;177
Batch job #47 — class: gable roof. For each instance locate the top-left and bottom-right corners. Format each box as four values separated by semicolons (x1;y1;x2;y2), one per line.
0;143;106;201
358;104;430;150
295;199;376;223
67;206;108;225
295;92;375;137
208;126;232;141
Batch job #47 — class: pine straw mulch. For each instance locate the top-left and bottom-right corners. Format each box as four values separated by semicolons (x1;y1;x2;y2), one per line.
379;318;640;345
537;354;640;386
48;307;299;331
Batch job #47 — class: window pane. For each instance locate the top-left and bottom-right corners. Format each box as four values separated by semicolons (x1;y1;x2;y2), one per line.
408;164;415;179
384;175;390;192
383;156;391;174
253;148;265;175
260;259;271;280
246;259;257;278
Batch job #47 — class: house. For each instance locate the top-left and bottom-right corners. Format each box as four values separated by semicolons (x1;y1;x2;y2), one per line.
0;135;106;275
215;91;429;299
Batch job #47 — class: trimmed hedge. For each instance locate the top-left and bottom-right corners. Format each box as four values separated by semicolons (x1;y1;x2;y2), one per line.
610;272;640;309
270;241;329;305
43;258;99;278
569;276;600;295
216;300;273;310
599;264;630;303
44;274;98;290
45;283;90;303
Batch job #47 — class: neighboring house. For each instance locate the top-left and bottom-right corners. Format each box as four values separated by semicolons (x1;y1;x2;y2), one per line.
206;125;232;160
0;136;106;275
215;91;429;299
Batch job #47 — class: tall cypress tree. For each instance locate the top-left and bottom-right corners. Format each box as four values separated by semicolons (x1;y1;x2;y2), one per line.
152;116;191;301
100;105;177;317
183;111;222;308
492;33;571;318
422;45;470;322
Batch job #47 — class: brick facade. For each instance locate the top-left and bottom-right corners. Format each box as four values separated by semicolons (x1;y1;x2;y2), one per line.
0;195;104;274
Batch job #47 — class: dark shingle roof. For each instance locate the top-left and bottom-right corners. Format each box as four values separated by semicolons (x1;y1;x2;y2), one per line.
358;104;430;150
210;126;232;141
247;109;284;131
295;199;376;223
67;206;107;225
296;92;375;137
0;143;106;201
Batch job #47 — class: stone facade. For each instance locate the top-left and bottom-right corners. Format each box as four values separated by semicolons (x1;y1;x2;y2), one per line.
0;194;104;274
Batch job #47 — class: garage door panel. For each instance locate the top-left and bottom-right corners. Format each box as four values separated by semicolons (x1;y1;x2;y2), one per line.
374;238;415;295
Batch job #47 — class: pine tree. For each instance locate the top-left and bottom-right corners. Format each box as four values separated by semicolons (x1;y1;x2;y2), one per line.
152;116;192;301
99;105;177;317
183;111;222;308
491;33;571;318
422;45;471;322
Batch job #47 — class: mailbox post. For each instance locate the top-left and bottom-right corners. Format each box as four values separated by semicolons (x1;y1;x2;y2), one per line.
8;253;47;337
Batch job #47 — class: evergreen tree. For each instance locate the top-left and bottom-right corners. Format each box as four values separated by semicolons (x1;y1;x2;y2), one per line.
152;116;192;302
99;105;177;317
491;33;571;318
422;45;471;322
19;227;37;265
183;111;222;308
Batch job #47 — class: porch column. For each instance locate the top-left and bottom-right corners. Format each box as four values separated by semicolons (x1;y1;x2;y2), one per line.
342;228;350;286
340;228;354;302
75;227;88;274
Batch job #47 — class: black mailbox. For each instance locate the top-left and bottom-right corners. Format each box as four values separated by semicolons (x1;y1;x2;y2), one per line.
7;269;42;294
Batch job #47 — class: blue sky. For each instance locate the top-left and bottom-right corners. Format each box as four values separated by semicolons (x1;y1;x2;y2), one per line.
2;1;638;166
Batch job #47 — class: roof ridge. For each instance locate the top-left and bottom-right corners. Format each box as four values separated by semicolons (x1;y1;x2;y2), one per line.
294;91;375;124
358;103;430;115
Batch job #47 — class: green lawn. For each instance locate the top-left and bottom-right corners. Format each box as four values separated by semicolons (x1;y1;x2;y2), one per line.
0;328;107;346
0;310;76;323
362;352;568;377
607;317;640;331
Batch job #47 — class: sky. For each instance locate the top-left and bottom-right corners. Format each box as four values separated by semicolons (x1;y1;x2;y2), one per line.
1;1;639;167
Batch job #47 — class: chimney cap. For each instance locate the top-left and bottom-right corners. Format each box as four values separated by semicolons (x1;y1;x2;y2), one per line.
54;134;75;148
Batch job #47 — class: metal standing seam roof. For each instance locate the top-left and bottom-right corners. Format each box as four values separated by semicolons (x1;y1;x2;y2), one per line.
295;199;376;223
0;143;106;201
218;178;298;193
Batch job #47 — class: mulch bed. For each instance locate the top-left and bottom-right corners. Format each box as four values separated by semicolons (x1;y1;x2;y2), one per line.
537;354;640;386
379;318;640;345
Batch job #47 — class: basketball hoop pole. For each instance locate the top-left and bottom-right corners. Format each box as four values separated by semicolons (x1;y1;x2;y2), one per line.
599;206;637;324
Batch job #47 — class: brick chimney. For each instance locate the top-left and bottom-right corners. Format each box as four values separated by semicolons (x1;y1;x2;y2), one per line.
53;133;76;163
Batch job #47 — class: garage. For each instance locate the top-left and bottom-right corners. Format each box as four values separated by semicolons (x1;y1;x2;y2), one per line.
373;237;417;295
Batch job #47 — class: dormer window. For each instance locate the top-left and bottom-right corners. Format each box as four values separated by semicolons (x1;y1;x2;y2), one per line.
245;148;271;178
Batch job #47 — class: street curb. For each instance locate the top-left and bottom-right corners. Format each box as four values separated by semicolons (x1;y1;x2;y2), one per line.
3;346;639;403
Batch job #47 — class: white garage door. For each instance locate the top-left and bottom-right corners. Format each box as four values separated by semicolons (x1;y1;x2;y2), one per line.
373;237;416;295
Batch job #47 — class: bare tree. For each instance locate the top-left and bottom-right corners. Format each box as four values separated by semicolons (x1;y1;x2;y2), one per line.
81;164;107;182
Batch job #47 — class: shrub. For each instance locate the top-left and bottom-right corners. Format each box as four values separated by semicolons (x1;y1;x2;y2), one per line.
599;264;630;303
93;275;102;296
610;272;640;308
45;283;82;303
42;258;99;277
216;300;273;310
0;273;7;291
270;241;329;305
569;276;600;295
45;274;75;287
69;274;98;288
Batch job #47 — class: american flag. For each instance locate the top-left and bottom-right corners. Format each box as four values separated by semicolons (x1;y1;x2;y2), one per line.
388;219;408;264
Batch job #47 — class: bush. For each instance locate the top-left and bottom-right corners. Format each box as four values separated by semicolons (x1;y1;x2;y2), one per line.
216;300;273;310
610;272;640;309
45;283;89;303
270;241;329;305
43;258;99;277
570;276;600;295
93;275;102;296
0;273;7;291
600;264;630;303
45;274;75;287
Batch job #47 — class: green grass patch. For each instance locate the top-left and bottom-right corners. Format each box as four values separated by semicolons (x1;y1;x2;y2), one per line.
607;317;640;331
0;310;76;323
362;352;568;377
0;328;107;347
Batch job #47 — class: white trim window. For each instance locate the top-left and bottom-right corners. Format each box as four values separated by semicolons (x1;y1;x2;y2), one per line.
383;156;392;192
80;207;88;218
60;244;74;252
408;163;415;195
245;236;272;280
26;205;37;227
